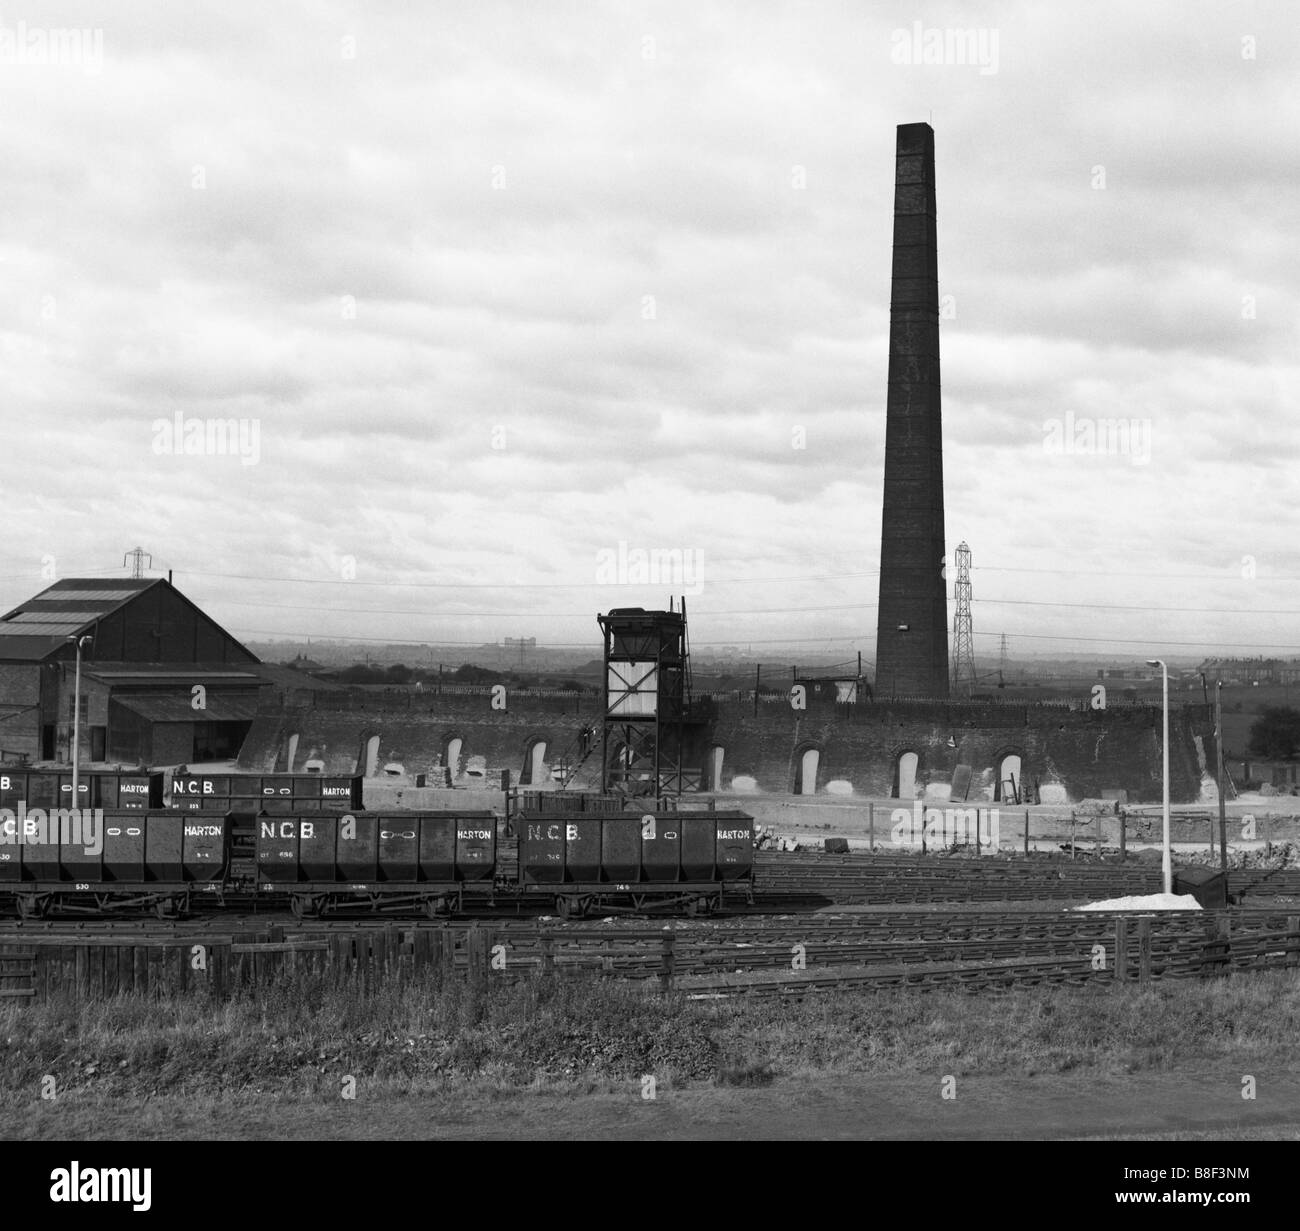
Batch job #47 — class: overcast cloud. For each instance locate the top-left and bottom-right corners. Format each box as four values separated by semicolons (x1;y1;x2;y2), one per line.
1;1;1296;663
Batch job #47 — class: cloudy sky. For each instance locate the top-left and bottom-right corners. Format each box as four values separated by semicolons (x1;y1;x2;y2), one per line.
2;1;1296;666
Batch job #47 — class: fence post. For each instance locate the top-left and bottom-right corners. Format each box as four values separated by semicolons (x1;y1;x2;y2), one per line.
412;930;431;976
1200;916;1232;978
1119;811;1127;862
1289;916;1299;969
211;943;228;997
868;802;874;852
467;926;487;986
1137;918;1152;984
658;933;675;993
1114;917;1128;982
1023;809;1030;856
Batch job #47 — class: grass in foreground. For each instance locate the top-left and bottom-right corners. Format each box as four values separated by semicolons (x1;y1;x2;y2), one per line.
3;967;1298;1109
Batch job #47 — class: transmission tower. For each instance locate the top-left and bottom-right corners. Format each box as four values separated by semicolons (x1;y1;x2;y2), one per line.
123;546;152;578
951;542;975;694
998;633;1009;688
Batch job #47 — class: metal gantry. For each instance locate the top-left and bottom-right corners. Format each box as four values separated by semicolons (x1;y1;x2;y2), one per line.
598;600;702;801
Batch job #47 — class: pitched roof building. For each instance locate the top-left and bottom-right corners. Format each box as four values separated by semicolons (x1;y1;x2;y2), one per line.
0;578;264;766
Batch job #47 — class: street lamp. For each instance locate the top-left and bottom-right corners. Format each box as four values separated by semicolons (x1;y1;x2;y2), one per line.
1146;658;1171;895
67;634;93;808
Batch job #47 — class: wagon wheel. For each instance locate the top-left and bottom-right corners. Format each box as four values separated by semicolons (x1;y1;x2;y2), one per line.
17;894;46;920
555;895;572;921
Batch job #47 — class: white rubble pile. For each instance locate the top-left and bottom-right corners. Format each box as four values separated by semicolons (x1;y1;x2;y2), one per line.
1073;893;1203;912
752;825;801;852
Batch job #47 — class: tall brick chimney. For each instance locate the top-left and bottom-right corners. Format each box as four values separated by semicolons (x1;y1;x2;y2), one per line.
874;122;949;698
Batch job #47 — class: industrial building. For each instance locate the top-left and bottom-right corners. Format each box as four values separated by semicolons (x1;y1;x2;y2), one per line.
0;577;266;767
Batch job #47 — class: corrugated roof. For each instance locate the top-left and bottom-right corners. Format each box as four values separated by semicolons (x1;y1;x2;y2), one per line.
0;579;161;660
3;578;155;618
7;610;103;623
27;588;142;602
0;634;66;660
0;621;86;636
111;692;261;723
0;579;258;667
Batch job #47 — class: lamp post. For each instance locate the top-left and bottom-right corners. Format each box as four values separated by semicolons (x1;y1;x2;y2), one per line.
1215;680;1227;874
67;634;93;808
1147;658;1171;894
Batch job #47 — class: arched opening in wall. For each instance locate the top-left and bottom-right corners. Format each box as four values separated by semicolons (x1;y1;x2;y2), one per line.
285;733;300;774
995;753;1023;803
522;740;547;786
892;751;919;800
703;745;725;791
605;740;629;793
443;736;464;784
795;748;820;795
356;734;381;778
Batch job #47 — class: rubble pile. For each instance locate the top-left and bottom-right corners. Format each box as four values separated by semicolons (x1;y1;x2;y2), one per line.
752;825;801;852
1180;841;1300;871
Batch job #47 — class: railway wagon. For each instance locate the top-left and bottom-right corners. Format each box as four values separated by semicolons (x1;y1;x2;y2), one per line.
517;809;755;917
168;772;367;875
168;772;363;812
0;768;164;810
255;811;498;918
0;810;229;919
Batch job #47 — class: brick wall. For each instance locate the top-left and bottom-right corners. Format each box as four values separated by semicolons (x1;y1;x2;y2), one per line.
0;663;41;759
237;692;1210;804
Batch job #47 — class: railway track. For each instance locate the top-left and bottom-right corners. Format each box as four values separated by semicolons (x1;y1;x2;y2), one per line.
3;853;1294;933
2;905;1294;939
753;851;1300;903
5;909;1296;1002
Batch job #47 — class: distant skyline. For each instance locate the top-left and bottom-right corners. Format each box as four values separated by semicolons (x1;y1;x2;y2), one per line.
3;2;1297;659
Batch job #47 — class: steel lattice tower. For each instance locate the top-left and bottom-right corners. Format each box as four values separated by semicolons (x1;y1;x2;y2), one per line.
123;546;151;578
951;542;975;693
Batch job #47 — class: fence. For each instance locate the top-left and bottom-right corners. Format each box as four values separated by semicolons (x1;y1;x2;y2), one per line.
2;917;1297;1004
0;926;675;1004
